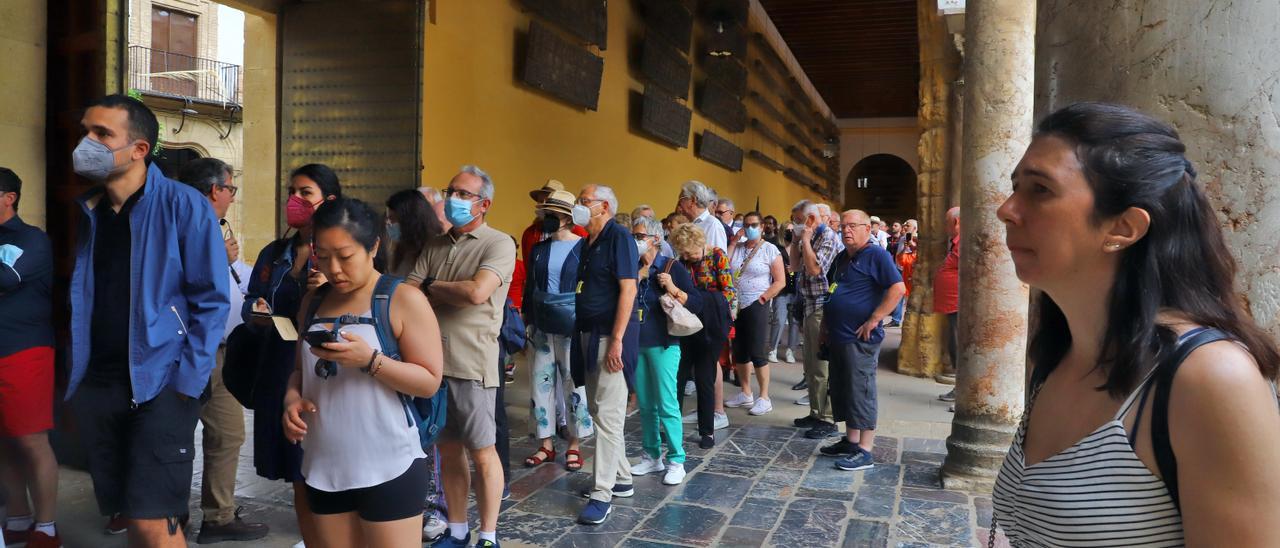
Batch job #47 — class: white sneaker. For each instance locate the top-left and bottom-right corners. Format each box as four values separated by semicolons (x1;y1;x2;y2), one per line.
684;380;696;396
784;349;796;363
795;395;810;406
682;412;697;424
767;350;778;363
662;463;687;485
422;513;447;542
630;455;666;476
713;412;729;430
748;397;773;416
724;392;754;408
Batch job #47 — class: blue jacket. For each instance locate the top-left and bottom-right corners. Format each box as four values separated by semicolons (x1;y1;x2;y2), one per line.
68;163;230;402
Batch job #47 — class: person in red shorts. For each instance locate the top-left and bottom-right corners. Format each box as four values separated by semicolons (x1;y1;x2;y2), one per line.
0;167;60;548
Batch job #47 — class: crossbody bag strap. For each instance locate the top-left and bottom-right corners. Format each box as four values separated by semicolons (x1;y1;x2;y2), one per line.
1151;327;1230;513
733;243;763;278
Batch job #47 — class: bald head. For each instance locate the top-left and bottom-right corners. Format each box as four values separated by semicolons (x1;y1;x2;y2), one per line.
841;209;872;249
946;206;960;237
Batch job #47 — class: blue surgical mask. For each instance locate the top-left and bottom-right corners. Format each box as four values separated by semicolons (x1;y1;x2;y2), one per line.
72;136;136;181
445;197;477;227
386;222;402;242
745;226;762;241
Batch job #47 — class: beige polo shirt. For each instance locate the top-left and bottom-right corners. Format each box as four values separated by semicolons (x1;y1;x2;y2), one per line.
407;223;516;388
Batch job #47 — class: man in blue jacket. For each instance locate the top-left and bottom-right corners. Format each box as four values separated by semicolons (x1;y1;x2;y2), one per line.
67;95;229;547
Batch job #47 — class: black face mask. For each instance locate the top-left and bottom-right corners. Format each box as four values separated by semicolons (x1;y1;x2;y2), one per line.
540;215;562;234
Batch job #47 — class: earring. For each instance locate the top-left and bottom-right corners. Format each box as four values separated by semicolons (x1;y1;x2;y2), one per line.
1107;243;1122;250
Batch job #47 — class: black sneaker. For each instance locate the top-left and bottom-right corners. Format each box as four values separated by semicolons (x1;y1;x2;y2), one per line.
196;508;269;544
792;415;821;428
803;421;838;439
699;434;715;449
791;380;808;391
819;438;857;456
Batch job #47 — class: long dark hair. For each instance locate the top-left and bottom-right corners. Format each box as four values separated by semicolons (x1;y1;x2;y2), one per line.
1030;102;1279;396
386;189;441;274
291;163;342;200
312;197;387;273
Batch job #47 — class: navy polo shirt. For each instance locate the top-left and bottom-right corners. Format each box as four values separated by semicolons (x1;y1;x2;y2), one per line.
824;243;902;345
575;219;639;332
636;256;701;348
0;215;54;358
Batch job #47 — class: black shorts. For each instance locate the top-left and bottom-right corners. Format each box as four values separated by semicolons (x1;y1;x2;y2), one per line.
828;339;881;430
71;381;203;519
731;300;770;367
306;458;429;522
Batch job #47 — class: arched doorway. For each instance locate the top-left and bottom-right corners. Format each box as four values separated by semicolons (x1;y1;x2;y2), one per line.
844;154;918;224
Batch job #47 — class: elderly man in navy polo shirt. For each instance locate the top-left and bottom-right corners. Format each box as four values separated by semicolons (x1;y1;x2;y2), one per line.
572;184;639;526
819;209;906;473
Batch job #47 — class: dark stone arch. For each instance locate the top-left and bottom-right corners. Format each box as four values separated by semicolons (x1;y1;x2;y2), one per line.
843;153;917;224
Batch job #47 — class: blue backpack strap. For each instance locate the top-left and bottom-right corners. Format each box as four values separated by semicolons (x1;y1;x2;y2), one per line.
370;275;403;360
303;283;333;332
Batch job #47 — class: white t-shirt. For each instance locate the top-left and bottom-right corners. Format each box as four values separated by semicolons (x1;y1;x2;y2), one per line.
730;241;781;309
223;259;252;342
695;209;729;254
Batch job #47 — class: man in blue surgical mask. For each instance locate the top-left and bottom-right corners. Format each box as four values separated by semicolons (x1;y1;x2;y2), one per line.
406;165;515;547
67;94;230;547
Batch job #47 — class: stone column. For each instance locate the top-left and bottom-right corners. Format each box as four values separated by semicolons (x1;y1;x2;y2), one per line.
1035;0;1280;341
940;0;1034;491
897;0;962;378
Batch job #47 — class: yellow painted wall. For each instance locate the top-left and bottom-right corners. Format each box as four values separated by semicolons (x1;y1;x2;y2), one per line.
421;0;825;238
0;0;48;228
238;11;278;262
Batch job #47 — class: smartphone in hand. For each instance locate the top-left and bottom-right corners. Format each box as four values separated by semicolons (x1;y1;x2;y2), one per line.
304;330;339;348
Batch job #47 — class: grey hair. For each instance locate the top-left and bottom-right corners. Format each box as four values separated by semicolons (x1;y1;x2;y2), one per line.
458;164;495;200
680;180;715;208
718;198;735;211
418;186;442;203
815;203;832;216
803;203;822;219
791;199;811;212
592;184;619;216
632;204;655;219
632;216;665;245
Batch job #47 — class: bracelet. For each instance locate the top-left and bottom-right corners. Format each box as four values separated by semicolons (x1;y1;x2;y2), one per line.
370;356;385;378
363;349;380;373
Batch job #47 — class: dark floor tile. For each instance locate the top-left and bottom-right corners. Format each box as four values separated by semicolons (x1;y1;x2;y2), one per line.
776;497;849;539
974;496;993;528
673;472;753;508
611;474;677;510
719;526;768;547
894;498;972;546
702;454;771;478
619;539;685;548
732;424;797;441
635;503;727;546
901;450;945;466
800;461;857;492
749;466;804;499
902;437;947;455
874;435;899;449
561;506;649;546
507;462;568;500
862;463;902;487
853;485;895;519
511;487;586;519
494;510;575;546
843;518;889;548
729;497;786;530
719;437;786;458
902;463;941;489
900;487;969;504
796;487;855;502
774;438;821;469
872;443;899;464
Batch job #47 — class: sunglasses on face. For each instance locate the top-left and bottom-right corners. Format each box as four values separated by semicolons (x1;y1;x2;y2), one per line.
633;233;653;242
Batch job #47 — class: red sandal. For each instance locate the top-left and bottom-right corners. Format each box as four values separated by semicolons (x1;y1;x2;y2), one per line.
524;446;556;467
564;449;584;471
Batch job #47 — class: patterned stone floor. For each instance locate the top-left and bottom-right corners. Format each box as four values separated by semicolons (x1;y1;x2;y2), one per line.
53;329;995;547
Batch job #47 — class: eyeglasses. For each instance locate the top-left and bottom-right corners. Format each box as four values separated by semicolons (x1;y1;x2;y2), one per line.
840;223;870;231
577;197;605;206
715;209;734;216
444;187;483;201
216;184;239;197
632;233;653;242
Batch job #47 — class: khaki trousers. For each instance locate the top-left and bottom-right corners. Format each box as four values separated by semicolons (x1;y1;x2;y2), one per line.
200;347;247;524
803;308;832;422
584;336;632;503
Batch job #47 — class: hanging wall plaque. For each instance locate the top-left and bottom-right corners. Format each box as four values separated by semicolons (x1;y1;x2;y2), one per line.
696;130;743;171
518;0;608;49
697;79;746;133
641;36;692;99
641;0;693;53
640;87;692;148
522;21;605;110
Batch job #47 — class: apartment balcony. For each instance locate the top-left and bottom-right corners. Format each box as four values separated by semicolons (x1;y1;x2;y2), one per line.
127;45;241;107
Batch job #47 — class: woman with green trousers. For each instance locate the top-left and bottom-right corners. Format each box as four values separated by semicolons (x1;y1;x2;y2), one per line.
627;217;702;486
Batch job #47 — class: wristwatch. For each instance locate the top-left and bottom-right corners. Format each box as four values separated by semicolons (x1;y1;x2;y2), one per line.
421;276;436;296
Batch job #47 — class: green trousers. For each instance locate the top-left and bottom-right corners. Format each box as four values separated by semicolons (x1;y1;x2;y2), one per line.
635;345;685;464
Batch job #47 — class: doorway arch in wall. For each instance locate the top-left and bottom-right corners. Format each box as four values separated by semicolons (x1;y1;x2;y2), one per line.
844;153;917;224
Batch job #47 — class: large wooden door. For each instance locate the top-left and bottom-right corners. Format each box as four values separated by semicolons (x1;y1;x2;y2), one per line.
150;8;198;96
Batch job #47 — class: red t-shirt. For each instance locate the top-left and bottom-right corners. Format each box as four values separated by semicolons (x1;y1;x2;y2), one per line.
507;259;526;310
933;234;960;314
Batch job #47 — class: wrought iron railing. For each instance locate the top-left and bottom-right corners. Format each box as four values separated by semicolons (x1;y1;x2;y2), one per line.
127;45;241;106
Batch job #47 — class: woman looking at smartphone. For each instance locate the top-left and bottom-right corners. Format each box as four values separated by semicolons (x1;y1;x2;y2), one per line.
240;163;340;544
283;197;443;548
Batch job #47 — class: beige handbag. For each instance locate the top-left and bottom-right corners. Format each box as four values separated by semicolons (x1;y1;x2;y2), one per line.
658;260;703;337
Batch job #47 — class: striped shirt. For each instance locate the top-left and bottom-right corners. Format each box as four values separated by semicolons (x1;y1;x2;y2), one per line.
992;369;1184;547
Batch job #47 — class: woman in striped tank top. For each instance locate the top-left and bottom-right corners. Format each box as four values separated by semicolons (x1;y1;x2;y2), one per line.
990;102;1280;546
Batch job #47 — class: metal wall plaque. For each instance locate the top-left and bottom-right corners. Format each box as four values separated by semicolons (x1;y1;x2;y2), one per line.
746;91;788;125
522;20;604;110
749;118;785;147
704;21;746;58
640;37;692;99
785;122;818;150
699;0;748;24
748;149;785;172
785;167;817;189
784;98;813;126
785;145;819;173
696;130;743;171
641;0;693;53
518;0;608;49
702;54;746;97
697;79;746;132
640;87;692;148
